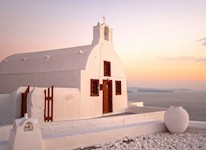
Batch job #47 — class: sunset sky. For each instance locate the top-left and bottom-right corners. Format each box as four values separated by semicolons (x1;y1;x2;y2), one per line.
0;0;206;90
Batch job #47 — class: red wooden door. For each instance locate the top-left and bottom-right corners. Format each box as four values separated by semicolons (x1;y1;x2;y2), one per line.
103;80;113;113
21;86;30;117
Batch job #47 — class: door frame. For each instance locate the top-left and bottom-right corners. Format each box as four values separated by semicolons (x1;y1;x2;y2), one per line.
102;80;113;113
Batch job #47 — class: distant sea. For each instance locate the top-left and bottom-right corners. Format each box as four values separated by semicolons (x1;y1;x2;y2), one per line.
128;88;206;121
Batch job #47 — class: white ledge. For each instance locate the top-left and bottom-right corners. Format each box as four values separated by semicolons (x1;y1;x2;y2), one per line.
187;120;206;131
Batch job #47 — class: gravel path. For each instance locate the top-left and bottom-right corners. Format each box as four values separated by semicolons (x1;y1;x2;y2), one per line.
77;132;206;150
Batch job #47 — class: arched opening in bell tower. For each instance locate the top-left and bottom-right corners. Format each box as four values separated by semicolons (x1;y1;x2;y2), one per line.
104;26;109;41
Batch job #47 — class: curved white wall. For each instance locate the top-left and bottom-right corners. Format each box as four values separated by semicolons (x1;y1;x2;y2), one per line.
80;41;127;118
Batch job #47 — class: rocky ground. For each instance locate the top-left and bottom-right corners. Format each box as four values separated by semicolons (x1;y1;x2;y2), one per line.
76;131;206;150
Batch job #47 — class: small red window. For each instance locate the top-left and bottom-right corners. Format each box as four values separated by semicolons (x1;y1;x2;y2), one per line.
115;81;122;95
90;79;99;96
104;61;111;76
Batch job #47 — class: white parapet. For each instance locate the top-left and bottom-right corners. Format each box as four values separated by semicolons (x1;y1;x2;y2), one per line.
187;120;206;132
128;101;144;107
9;114;43;150
43;120;167;150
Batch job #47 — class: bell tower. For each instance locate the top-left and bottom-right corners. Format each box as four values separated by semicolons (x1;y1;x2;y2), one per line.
92;17;113;45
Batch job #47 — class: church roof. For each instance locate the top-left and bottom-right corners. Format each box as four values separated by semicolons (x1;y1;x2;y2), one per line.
0;45;94;74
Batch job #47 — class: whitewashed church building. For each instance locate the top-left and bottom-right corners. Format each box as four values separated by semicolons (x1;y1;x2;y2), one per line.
0;22;128;123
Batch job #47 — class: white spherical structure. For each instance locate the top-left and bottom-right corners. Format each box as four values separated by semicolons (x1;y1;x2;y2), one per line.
164;106;189;133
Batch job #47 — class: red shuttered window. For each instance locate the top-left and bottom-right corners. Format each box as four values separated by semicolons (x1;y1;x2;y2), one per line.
104;61;111;76
115;81;122;95
90;79;99;96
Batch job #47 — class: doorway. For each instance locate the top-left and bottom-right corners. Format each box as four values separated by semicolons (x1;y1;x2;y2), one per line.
103;80;113;113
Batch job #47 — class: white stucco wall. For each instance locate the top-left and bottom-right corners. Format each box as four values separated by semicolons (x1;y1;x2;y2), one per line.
9;117;43;150
0;87;26;124
53;88;81;121
80;36;128;118
27;87;81;122
27;87;44;122
0;94;13;123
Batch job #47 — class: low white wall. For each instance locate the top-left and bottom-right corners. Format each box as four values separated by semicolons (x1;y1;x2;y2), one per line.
128;101;144;107
0;87;32;124
187;121;206;132
0;89;23;124
0;125;12;142
0;94;13;124
41;110;165;138
0;143;8;150
127;106;166;114
43;121;167;150
2;113;206;150
11;89;24;120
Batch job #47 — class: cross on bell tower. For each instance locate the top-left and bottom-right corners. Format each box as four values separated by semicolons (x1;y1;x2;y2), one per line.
102;15;106;24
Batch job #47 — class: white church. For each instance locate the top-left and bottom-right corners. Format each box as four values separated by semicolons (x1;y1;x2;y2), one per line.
0;21;128;123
